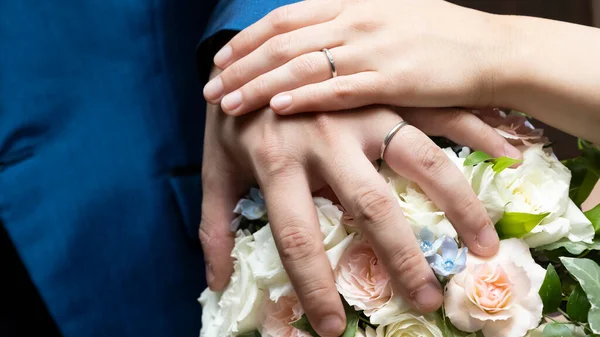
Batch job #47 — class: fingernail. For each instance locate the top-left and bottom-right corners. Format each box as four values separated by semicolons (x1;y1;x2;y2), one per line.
204;77;224;101
477;224;499;250
504;142;522;159
318;315;344;336
270;94;292;111
413;282;442;311
222;91;243;112
206;264;215;287
214;45;232;67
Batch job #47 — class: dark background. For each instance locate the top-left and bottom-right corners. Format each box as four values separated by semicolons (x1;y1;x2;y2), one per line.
450;0;597;158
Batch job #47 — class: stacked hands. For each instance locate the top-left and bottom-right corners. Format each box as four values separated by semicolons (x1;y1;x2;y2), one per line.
200;0;600;336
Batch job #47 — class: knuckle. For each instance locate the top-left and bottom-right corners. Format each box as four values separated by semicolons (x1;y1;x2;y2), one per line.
277;223;319;262
266;34;291;61
253;144;296;178
233;30;254;54
388;246;426;283
289;54;320;79
250;126;303;178
269;6;292;32
354;186;396;225
248;77;270;96
349;18;381;33
300;279;333;304
332;80;356;99
223;62;246;85
199;219;223;250
413;142;447;177
446;109;467;128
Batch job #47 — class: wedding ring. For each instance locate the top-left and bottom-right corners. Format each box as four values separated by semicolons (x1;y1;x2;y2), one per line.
380;121;410;160
322;48;337;78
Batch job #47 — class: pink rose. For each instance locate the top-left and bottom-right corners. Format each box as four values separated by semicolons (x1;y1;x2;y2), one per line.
444;239;545;337
260;295;311;337
335;238;393;316
473;109;549;150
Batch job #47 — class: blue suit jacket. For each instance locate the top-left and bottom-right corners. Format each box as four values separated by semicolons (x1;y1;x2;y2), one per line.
0;0;294;336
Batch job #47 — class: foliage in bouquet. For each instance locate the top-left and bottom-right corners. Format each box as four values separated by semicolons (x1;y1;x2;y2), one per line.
199;111;600;337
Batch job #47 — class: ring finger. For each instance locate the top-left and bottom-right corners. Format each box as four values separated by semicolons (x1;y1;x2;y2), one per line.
222;46;369;115
380;123;500;257
204;22;343;103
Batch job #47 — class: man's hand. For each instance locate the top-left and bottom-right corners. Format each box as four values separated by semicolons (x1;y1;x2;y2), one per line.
200;69;516;337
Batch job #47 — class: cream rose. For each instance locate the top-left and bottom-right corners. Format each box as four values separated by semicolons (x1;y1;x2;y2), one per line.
445;238;545;337
484;145;594;247
374;312;443;337
248;197;354;301
380;164;457;239
199;231;264;337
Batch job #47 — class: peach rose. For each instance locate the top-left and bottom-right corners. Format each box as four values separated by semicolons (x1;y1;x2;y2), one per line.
260;295;311;337
335;238;393;316
445;239;545;337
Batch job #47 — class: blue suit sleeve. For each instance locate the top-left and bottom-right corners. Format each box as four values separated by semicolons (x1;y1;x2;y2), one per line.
202;0;300;43
197;0;299;80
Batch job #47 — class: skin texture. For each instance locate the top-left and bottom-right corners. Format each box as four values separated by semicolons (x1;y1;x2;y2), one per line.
201;66;517;336
583;183;600;212
204;0;600;144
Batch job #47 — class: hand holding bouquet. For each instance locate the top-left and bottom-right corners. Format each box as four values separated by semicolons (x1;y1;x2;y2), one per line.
200;112;600;337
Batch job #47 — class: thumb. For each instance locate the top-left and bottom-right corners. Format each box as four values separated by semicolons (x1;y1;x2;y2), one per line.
199;169;248;291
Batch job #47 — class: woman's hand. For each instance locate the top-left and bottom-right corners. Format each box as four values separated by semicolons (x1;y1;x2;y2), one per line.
203;0;510;116
200;68;521;337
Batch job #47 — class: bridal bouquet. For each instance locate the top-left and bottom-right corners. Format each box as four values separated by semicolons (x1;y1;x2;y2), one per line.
199;110;600;337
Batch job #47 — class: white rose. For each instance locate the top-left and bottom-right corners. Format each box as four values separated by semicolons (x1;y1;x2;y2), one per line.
380;164;456;239
445;239;545;337
443;148;505;224
482;145;594;247
248;198;354;302
199;231;264;337
374;312;443;337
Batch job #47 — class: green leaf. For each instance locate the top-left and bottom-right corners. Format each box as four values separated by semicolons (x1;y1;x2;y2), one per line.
560;257;600;333
464;151;492;167
511;110;531;118
542;323;577;337
492;157;522;174
568;285;592;323
495;212;550;239
537;238;600;255
564;140;600;207
289;297;360;337
540;264;563;314
585;204;600;234
341;297;359;337
290;315;319;337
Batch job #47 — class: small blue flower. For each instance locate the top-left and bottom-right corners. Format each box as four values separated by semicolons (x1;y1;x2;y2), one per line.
417;227;445;258
429;237;468;277
233;187;267;220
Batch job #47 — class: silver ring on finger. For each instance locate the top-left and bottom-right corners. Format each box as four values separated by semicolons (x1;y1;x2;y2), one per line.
380;121;410;161
321;48;337;78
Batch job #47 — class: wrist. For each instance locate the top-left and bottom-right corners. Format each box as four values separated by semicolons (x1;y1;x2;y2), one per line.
486;15;533;110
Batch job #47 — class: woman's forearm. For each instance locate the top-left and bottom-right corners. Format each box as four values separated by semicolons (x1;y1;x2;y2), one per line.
497;15;600;143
